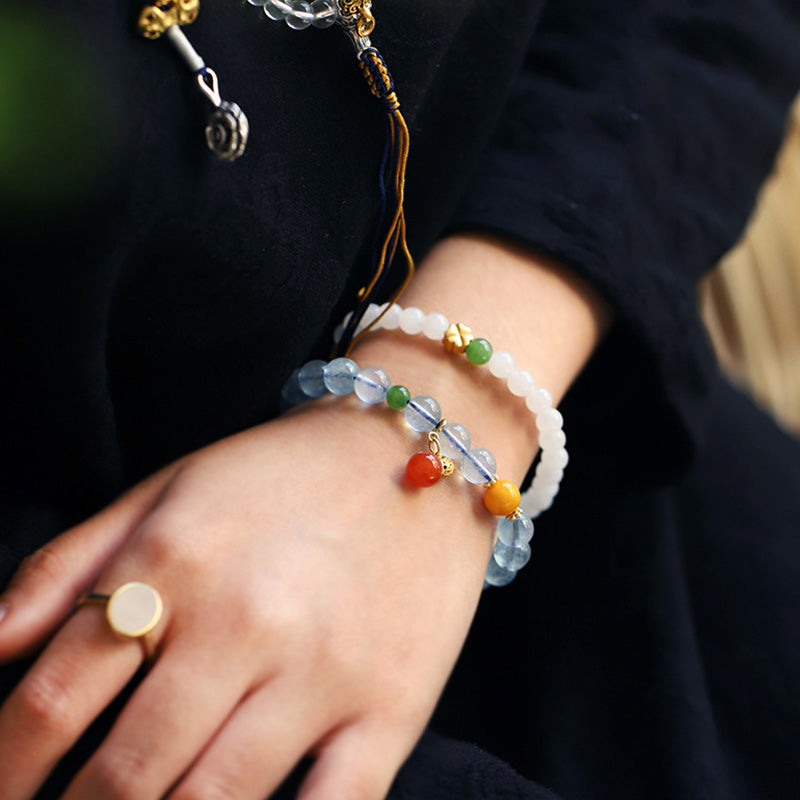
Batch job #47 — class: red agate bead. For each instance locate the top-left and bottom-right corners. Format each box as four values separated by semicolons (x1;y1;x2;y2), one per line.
406;452;443;487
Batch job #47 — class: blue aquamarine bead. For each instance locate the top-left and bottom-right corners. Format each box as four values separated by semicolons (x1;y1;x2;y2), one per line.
311;0;338;27
493;540;531;571
461;447;497;484
264;0;289;20
484;555;517;587
439;422;471;461
354;366;391;404
286;0;312;29
297;359;328;398
404;395;441;432
279;368;306;411
496;512;534;548
323;357;359;395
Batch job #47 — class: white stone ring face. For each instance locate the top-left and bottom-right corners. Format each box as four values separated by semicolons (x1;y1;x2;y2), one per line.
106;582;163;638
78;582;164;659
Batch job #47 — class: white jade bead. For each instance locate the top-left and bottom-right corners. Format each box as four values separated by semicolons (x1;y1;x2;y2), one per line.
488;350;515;378
539;428;566;451
526;386;553;414
521;492;554;517
527;481;559;505
536;407;564;433
508;369;536;397
535;462;564;484
380;303;401;330
357;303;382;332
541;447;569;469
399;306;425;334
422;312;450;340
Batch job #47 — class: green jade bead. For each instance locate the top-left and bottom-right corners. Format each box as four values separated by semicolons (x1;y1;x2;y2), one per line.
386;385;411;410
465;337;493;365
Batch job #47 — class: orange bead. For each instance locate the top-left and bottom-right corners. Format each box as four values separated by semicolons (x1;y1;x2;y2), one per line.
483;479;521;516
406;452;443;487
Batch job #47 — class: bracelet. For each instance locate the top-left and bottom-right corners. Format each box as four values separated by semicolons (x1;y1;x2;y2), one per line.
255;0;339;31
282;358;535;587
333;303;568;519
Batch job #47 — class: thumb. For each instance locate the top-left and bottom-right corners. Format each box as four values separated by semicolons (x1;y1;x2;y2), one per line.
0;462;179;661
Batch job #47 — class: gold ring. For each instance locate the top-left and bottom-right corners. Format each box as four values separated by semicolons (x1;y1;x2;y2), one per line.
78;581;164;660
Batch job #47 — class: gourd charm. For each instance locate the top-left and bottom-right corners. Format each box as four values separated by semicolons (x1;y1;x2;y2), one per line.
138;0;249;161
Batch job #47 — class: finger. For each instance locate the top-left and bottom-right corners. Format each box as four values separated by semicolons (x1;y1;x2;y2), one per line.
60;637;252;800
0;603;145;800
0;461;180;660
168;675;328;800
297;720;410;800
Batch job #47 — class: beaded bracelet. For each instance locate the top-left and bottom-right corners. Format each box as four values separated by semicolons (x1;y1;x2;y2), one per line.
282;358;534;587
333;303;568;519
253;0;340;31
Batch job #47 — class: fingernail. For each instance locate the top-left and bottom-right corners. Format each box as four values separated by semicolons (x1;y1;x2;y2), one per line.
0;602;8;624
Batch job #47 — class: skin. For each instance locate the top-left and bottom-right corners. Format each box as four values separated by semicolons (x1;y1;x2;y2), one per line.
0;233;610;800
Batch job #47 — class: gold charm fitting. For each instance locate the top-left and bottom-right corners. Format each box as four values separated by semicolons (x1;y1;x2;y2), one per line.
339;0;375;37
139;0;199;40
440;457;455;478
444;322;474;354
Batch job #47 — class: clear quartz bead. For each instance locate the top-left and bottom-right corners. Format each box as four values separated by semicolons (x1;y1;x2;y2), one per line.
399;306;425;334
439;422;471;460
380;303;402;330
508;368;536;397
354;366;391;404
404;395;441;432
264;0;289;20
297;359;328;397
493;540;531;571
488;350;515;378
280;368;306;411
484;555;517;587
286;0;312;29
461;447;497;484
536;407;564;433
422;312;449;340
323;357;359;395
496;513;534;548
311;0;337;27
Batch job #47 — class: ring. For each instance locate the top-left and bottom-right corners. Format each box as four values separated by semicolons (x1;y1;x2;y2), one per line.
78;581;164;660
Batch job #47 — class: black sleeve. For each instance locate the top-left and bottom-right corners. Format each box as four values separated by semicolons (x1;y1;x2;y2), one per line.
448;0;800;489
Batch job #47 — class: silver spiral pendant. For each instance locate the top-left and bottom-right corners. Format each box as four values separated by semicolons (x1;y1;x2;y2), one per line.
205;101;249;162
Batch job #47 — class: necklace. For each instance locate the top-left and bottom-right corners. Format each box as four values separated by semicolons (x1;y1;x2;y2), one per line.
248;0;413;354
138;0;249;161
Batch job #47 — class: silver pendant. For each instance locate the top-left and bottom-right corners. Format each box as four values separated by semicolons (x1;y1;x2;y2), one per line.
195;67;249;162
139;13;249;162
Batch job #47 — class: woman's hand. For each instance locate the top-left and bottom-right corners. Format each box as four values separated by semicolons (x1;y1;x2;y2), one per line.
0;400;493;800
0;233;610;799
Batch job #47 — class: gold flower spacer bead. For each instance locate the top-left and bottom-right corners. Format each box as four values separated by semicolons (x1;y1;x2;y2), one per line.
440;457;455;478
138;0;199;40
443;322;474;354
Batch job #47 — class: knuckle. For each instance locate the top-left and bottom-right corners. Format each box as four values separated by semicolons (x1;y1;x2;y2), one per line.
15;545;67;588
172;774;241;800
17;668;76;737
134;509;213;575
84;747;150;800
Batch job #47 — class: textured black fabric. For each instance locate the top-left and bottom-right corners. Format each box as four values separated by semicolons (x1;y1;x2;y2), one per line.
1;1;799;798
